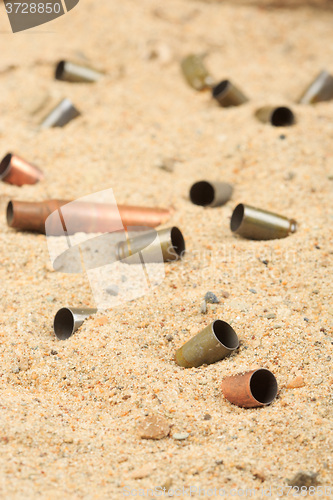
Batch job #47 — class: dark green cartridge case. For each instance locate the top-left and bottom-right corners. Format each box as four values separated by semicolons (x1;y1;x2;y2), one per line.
298;70;333;104
55;60;103;83
190;180;233;208
181;54;214;91
212;80;248;107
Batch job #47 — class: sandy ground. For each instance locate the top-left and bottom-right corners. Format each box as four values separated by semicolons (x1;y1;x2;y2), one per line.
0;0;333;498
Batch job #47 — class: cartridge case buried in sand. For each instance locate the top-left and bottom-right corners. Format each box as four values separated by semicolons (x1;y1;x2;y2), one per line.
0;153;44;186
230;203;297;240
53;307;97;340
181;54;214;91
55;60;103;83
221;368;278;408
255;106;295;127
189;180;233;208
175;320;239;368
298;70;333;104
7;199;172;235
116;226;185;263
40;98;81;129
212;80;248;107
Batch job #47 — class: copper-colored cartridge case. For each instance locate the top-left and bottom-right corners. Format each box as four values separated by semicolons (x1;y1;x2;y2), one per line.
189;180;233;208
116;226;185;263
55;61;103;83
53;307;97;340
221;368;278;408
0;153;44;186
255;106;295;127
40;98;81;129
175;320;239;368
7;199;172;234
298;70;333;104
181;54;214;91
212;80;249;107
230;203;297;240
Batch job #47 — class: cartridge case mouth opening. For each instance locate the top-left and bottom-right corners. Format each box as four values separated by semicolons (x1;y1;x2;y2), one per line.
289;219;297;233
212;320;239;350
55;61;66;80
249;369;278;405
0;153;12;179
190;181;215;206
54;307;75;340
230;203;244;232
212;80;230;100
170;227;185;257
6;201;14;226
271;107;294;126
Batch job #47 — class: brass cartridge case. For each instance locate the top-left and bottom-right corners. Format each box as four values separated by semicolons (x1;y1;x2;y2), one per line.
221;368;278;408
189;180;233;207
116;227;185;263
0;153;44;186
7;199;172;235
181;54;214;91
55;61;103;83
298;70;333;104
175;320;239;368
212;80;248;107
230;203;297;240
255;106;295;127
53;307;97;340
40;98;81;129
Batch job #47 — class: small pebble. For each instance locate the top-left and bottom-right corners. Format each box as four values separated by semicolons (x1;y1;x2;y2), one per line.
279;134;286;140
166;334;173;342
200;300;207;314
274;324;282;329
46;296;55;302
106;285;119;296
313;377;323;386
130;465;155;479
221;290;229;299
121;275;127;282
172;432;189;441
266;313;276;319
203;414;212;420
304;317;310;322
155;157;176;172
288;472;319;488
286;376;305;389
204;292;219;304
137;414;170;440
249;288;257;294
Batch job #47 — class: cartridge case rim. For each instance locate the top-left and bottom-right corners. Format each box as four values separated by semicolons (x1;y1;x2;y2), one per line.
168;226;185;259
190;180;214;206
0;153;12;180
212;319;239;350
249;368;278;405
230;203;245;232
55;60;67;80
271;106;294;127
212;80;230;100
6;201;14;226
53;307;75;340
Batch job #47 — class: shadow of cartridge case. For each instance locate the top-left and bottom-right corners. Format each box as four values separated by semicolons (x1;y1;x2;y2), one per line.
40;98;81;129
181;54;215;91
116;227;185;263
255;106;295;127
0;153;44;186
175;320;239;368
189;180;233;207
298;70;333;104
221;368;278;408
212;80;248;107
230;203;297;240
53;307;97;340
7;199;172;234
55;60;103;83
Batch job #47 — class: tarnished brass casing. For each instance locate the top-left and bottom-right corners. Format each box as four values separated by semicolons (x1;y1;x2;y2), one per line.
221;368;278;408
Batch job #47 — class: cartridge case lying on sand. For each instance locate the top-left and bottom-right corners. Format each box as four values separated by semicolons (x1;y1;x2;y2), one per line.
116;226;185;263
221;368;278;408
212;80;248;107
0;153;44;186
53;307;97;340
55;60;103;83
181;54;214;91
40;98;81;129
7;199;172;234
230;203;297;240
189;181;233;207
255;106;295;127
175;320;239;368
298;70;333;104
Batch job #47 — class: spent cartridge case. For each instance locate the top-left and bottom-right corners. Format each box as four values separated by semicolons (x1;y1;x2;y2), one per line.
40;98;81;129
230;203;297;240
7;199;172;235
255;106;295;127
189;180;233;208
55;60;103;83
298;70;333;104
0;153;44;186
116;226;185;263
212;80;248;107
175;320;239;368
53;307;97;340
221;368;278;408
181;54;214;91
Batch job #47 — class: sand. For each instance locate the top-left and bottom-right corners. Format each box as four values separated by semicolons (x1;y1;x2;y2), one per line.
0;0;333;498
